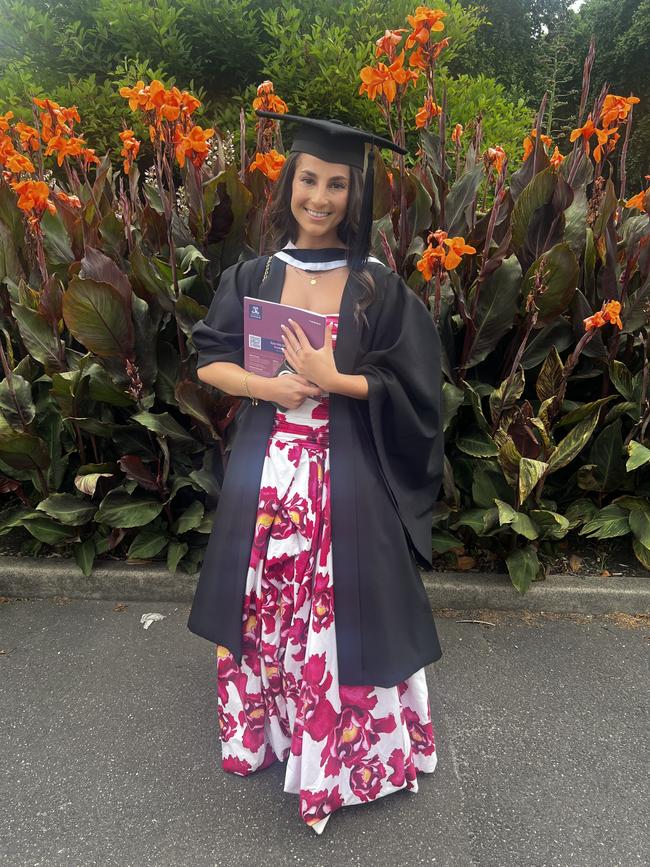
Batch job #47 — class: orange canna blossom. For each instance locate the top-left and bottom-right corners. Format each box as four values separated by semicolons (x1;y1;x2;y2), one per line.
442;236;477;270
14;122;40;152
119;129;140;173
600;94;640;128
625;187;649;212
405;7;446;49
522;129;553;161
485;146;506;175
451;123;463;144
569;116;597;155
253;80;289;114
44;133;86;166
549;146;565;170
9;179;56;217
4;151;36;174
359;51;418;103
55;190;82;208
375;29;407;60
81;147;100;167
416;244;446;281
119;80;148;112
584;300;623;331
0;111;14;132
249;149;286;182
593;125;620;163
174;124;215;168
415;97;442;129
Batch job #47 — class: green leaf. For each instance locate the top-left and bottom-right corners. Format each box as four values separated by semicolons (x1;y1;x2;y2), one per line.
555;397;616;428
466;255;522;368
442;382;464;432
518;457;548;505
592;178;617;237
522;243;579;326
528;509;570;540
511;167;555;249
588;420;625;493
626;441;650;472
535;347;563;404
629;510;650;549
175;381;219;439
450;507;499;535
173;501;204;535
632;538;650;570
96;489;163;528
0;419;50;472
495;499;539;540
505;546;542;592
564;498;598;529
457;430;499;457
445;166;483;236
612;496;650;515
609;361;635;402
497;436;522;487
464;382;490;432
23;513;74;545
63;277;134;358
167;540;189;573
472;465;513;509
36;493;97;526
547;406;601;473
489;366;525;424
11;303;64;368
521;319;573;369
579;505;630;539
0;373;35;429
430;529;462;553
132;411;198;445
127;527;168;560
73;539;96;577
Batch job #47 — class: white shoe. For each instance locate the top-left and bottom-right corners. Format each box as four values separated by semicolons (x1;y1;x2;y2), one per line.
311;814;330;835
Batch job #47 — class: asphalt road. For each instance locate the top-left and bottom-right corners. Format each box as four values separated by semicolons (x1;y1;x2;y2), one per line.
1;598;647;867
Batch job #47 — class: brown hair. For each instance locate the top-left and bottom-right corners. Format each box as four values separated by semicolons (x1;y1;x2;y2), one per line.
263;151;376;326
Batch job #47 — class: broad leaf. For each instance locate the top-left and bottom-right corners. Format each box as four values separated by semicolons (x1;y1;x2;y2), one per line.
127;527;168;560
535;347;563;403
445;166;483;236
588;420;625;493
627;441;650;472
518;457;548;505
547;407;601;472
457;430;499;457
96;489;163;528
505;546;542;593
132;411;198;445
73;539;96;576
528;509;570;540
629;510;650;549
495;499;539;540
511;167;555;250
579;505;630;539
466;255;522;368
0;373;35;429
36;493;97;526
63;277;134;358
523;243;579;326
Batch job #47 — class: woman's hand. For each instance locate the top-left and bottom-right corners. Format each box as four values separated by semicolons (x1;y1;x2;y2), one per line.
281;319;340;392
265;373;323;410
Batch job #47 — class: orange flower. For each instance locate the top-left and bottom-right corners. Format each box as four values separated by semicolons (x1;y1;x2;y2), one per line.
55;190;82;209
599;94;640;128
415;97;442;129
451;123;463;144
14;122;40;152
375;29;407;60
549;146;565;170
405;7;446;49
416;243;446;281
119;129;140;173
174;124;215;168
569;116;597;155
359;51;418;103
119;80;148;112
44;133;86;166
10;179;56;216
522;129;553;161
0;111;14;132
625;188;649;212
442;236;477;270
593;125;620;163
248;149;286;182
81;147;100;167
4;151;36;174
180;91;201;115
485;146;506;175
252;80;289;114
584;300;623;330
408;37;449;69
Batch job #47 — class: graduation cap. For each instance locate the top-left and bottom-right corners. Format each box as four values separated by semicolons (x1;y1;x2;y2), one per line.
255;110;407;270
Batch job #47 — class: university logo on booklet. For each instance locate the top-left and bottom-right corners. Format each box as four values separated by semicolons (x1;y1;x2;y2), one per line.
248;303;262;320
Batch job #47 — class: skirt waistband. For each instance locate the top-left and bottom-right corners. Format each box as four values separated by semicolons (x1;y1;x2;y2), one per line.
271;417;330;447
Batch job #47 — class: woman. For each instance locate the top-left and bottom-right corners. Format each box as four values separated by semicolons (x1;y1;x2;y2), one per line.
188;111;444;834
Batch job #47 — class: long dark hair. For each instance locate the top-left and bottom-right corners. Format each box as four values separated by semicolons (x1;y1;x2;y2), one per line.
263;150;376;325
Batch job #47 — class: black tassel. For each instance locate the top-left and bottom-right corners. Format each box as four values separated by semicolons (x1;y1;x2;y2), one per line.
349;143;375;271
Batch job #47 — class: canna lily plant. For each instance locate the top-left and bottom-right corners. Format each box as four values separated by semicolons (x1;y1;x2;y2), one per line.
0;7;648;587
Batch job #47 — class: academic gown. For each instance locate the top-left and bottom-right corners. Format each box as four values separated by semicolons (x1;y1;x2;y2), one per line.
187;251;444;687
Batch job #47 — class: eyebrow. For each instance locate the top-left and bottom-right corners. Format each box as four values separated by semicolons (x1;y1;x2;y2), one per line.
299;170;348;181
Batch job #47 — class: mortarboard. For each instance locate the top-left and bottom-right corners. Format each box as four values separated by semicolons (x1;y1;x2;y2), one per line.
255;110;407;270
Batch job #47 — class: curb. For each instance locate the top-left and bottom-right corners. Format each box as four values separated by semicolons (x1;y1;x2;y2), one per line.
1;556;648;615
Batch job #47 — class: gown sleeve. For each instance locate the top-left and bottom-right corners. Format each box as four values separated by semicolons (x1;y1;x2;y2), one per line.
354;269;444;568
191;259;255;369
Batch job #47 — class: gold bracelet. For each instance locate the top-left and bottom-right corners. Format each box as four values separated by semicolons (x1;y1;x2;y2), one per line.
243;373;259;405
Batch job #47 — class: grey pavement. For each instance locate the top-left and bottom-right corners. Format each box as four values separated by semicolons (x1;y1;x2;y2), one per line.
1;598;648;867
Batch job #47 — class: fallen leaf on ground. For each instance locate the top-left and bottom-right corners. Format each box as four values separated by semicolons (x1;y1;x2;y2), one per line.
456;555;477;570
568;554;583;572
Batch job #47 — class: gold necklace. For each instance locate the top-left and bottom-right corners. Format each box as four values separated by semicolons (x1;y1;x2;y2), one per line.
289;263;347;286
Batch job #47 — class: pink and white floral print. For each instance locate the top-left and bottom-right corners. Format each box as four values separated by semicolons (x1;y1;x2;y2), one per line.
216;315;437;829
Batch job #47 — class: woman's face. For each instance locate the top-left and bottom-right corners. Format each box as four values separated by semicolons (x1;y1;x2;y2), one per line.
290;152;350;248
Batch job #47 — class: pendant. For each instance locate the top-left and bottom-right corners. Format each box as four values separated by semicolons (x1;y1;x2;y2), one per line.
310;278;317;285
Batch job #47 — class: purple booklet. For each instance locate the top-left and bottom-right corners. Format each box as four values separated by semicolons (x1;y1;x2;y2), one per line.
243;297;327;377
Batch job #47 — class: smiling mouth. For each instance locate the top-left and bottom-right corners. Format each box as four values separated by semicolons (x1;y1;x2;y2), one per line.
305;208;332;219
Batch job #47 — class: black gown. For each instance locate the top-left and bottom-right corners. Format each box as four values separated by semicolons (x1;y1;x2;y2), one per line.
188;248;444;687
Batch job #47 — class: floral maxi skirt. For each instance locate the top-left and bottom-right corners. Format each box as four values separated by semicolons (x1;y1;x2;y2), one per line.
216;404;438;829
